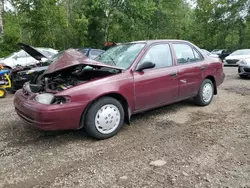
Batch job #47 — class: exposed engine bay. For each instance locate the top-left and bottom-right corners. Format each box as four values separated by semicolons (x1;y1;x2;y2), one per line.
30;65;121;93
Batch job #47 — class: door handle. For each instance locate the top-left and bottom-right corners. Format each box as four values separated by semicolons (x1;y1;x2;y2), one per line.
201;66;206;71
170;72;178;77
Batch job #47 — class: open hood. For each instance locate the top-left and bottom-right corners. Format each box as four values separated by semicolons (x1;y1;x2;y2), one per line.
44;49;124;75
18;42;48;61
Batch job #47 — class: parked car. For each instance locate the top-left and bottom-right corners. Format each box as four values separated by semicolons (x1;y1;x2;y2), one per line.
0;43;58;69
11;51;63;92
238;58;250;78
14;40;225;140
224;49;250;66
211;49;230;60
77;48;104;59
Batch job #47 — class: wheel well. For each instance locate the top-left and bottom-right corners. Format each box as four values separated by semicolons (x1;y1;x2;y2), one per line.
79;93;131;129
205;76;217;95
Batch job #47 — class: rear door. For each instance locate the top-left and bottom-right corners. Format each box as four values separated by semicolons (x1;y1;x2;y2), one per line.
133;43;179;110
172;43;205;99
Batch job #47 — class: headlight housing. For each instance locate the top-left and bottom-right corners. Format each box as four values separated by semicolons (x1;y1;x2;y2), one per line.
239;60;247;65
35;93;71;105
35;93;54;104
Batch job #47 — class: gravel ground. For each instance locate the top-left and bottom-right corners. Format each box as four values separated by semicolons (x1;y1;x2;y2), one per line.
0;67;249;188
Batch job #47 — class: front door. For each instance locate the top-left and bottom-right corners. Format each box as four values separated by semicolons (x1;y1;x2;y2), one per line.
133;43;179;111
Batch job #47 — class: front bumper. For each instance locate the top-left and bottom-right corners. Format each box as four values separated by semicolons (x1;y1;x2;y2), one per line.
14;90;88;130
224;59;240;66
238;65;250;76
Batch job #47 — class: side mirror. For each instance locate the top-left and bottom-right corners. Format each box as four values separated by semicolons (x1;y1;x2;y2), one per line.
41;57;48;63
136;61;155;72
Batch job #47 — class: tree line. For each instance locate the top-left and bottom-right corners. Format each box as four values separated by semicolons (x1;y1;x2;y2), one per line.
0;0;250;57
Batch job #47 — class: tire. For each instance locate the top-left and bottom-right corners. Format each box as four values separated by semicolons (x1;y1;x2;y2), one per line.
84;97;125;140
239;75;248;79
194;79;214;106
0;88;7;98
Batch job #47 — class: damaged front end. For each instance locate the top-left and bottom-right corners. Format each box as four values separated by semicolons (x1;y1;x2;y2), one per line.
24;49;124;104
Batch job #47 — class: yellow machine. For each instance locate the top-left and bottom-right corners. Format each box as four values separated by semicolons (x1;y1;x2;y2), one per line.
0;65;12;98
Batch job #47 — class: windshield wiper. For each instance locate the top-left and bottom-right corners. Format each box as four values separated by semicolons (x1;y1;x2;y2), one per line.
109;56;116;65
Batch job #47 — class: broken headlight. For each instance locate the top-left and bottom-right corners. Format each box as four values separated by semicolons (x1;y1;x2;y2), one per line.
35;94;71;105
35;93;54;104
52;96;71;104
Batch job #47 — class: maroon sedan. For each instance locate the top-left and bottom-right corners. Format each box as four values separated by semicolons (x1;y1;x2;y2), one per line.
14;40;225;139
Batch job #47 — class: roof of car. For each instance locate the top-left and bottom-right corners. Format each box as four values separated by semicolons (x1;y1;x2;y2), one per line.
126;39;191;44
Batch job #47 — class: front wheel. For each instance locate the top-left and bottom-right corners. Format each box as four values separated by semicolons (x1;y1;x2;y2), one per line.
84;97;125;140
194;79;214;106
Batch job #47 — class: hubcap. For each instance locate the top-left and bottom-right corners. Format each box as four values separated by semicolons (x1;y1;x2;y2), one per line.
95;104;121;134
202;83;213;103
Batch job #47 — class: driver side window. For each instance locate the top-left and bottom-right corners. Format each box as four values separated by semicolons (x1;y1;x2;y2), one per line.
140;44;173;69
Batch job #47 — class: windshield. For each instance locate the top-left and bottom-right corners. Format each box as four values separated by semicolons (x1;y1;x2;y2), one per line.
231;49;250;56
95;43;145;69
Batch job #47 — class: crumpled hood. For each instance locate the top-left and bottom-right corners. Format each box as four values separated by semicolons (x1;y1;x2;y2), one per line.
18;42;48;60
44;49;124;75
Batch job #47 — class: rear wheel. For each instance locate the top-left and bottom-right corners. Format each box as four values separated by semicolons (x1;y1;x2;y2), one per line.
0;88;7;98
84;97;125;139
194;79;214;106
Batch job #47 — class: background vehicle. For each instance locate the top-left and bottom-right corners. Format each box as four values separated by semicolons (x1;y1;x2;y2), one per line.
201;49;219;58
12;47;104;91
0;43;58;69
14;40;225;140
224;49;250;66
238;58;250;78
11;52;63;91
211;49;230;60
0;65;11;98
77;48;104;59
102;42;118;50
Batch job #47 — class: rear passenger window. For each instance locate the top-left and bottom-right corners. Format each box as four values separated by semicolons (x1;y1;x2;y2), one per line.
173;43;202;64
193;50;202;61
140;44;173;69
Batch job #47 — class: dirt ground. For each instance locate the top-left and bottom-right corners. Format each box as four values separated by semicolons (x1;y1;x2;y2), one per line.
0;67;249;188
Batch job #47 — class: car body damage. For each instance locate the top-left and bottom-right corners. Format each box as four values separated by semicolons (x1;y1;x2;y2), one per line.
30;49;124;94
44;49;124;75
